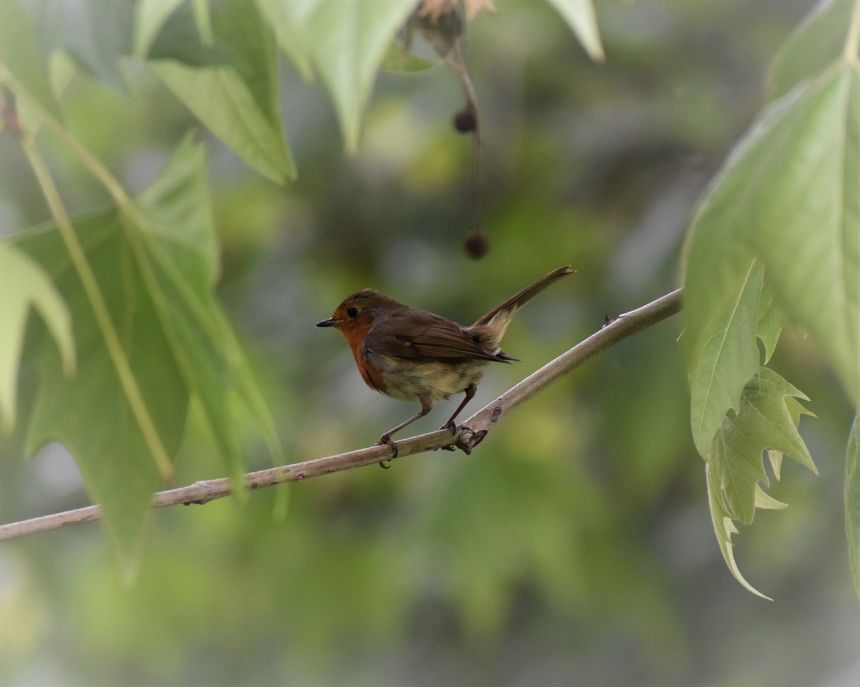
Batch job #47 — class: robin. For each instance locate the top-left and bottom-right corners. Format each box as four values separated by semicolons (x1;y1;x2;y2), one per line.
317;265;573;453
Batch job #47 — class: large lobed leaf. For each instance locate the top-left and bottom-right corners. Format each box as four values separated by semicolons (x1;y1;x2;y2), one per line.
279;0;418;153
151;0;296;183
709;368;816;525
685;63;860;446
16;211;187;573
683;0;860;595
685;67;860;455
743;67;860;405
705;368;816;599
11;139;281;571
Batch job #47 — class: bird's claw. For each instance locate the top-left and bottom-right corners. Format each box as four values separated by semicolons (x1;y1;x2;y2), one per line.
434;421;458;451
377;435;398;468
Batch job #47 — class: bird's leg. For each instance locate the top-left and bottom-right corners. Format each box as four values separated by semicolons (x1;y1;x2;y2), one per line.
377;394;433;467
441;383;477;431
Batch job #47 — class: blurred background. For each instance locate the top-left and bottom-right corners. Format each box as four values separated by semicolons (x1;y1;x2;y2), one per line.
2;0;858;685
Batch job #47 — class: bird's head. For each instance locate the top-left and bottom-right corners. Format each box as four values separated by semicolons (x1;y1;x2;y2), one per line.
316;289;407;346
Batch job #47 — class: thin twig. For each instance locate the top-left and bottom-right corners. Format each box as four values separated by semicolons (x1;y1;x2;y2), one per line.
0;289;682;542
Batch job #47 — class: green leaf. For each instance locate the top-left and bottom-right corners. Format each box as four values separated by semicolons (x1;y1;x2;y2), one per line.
30;0;135;92
136;135;219;285
706;464;765;599
740;68;860;404
754;484;787;510
756;279;783;364
705;368;816;598
152;0;296;183
847;414;860;598
134;0;185;58
287;0;418;152
544;0;605;62
144;4;235;68
769;0;853;99
135;136;260;486
685;64;860;422
684;253;763;457
15;212;187;573
0;243;74;433
0;0;62;119
134;135;284;490
134;135;285;509
767;395;812;480
253;0;315;80
13;138;282;569
711;368;815;524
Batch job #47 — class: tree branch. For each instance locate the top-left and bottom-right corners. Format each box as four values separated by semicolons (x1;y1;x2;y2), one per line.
0;288;682;542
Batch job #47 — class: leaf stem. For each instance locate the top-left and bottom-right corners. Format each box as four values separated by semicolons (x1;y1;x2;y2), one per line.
0;288;682;541
19;140;175;482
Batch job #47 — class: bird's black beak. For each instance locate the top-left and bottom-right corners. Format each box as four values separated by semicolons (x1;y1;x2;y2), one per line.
316;317;340;328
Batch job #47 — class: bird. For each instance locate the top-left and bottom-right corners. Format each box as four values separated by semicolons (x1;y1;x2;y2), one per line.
317;265;573;452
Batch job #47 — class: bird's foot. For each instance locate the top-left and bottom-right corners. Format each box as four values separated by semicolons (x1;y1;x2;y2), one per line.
377;435;398;468
435;421;458;451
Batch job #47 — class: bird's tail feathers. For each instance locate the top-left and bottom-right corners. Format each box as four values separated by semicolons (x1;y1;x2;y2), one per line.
470;265;573;345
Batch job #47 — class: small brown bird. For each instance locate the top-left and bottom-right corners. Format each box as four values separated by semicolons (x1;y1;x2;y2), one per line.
317;265;573;449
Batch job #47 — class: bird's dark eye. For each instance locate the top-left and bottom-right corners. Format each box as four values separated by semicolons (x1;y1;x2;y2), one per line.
346;306;359;318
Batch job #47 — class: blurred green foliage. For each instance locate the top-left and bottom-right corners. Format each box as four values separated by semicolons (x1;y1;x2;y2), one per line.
1;1;859;686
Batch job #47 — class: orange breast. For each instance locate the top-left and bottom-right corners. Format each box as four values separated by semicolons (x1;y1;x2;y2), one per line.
343;321;387;393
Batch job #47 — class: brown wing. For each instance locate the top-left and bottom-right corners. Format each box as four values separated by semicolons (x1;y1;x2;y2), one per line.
364;309;510;363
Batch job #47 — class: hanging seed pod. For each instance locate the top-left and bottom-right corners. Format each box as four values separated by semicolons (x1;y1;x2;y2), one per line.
464;230;490;259
453;105;477;133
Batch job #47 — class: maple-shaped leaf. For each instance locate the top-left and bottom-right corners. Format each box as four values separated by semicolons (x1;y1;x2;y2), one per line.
261;0;416;153
152;0;296;183
12;137;283;573
705;366;816;598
